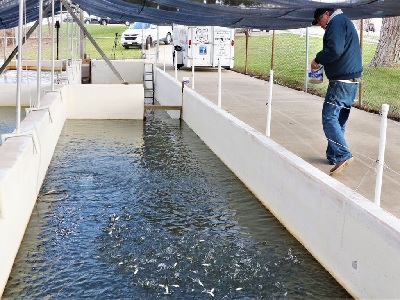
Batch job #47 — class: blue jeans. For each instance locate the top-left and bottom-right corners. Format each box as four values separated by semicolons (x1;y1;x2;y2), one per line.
322;81;358;164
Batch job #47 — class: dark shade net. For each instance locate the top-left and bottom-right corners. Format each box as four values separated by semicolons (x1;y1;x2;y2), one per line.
1;0;400;30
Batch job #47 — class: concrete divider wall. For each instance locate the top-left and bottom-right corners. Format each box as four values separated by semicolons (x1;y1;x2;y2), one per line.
154;69;182;119
154;67;400;298
91;60;145;84
65;84;144;119
0;90;66;297
0;84;46;106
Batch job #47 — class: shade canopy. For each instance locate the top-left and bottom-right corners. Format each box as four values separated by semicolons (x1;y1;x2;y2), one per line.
1;0;399;30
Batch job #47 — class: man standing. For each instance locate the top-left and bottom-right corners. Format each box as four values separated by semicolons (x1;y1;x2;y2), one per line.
311;8;362;176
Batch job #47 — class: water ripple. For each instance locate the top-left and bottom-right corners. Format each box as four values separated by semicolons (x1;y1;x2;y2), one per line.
4;114;351;299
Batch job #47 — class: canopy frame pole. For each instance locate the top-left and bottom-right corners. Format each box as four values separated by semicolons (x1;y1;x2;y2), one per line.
61;0;127;84
36;0;43;107
51;0;55;91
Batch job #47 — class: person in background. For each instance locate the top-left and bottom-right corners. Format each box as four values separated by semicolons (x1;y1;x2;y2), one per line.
310;8;363;176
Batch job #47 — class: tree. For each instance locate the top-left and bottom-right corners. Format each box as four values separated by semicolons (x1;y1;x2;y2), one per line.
369;17;400;67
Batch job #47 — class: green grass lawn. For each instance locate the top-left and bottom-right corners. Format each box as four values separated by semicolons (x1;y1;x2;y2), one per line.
233;32;400;119
22;24;141;60
18;25;400;119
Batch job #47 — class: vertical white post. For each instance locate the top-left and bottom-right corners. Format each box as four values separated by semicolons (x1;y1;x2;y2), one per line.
74;11;78;60
374;104;389;206
163;47;166;72
191;27;194;89
3;30;6;61
51;0;55;91
305;27;309;93
66;14;70;63
16;0;24;134
217;59;221;107
266;70;274;137
59;0;62;59
156;26;159;63
192;63;195;89
141;22;145;58
37;0;43;107
70;18;74;60
174;50;177;79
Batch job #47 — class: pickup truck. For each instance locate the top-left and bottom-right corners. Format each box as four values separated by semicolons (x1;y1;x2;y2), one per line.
120;22;173;49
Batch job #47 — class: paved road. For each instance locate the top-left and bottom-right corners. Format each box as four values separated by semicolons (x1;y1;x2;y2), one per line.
150;44;400;218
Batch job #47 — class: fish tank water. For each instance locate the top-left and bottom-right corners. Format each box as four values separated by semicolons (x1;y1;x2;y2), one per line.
3;111;351;299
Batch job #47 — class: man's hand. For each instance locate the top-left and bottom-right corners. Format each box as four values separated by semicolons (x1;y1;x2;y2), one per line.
311;59;320;70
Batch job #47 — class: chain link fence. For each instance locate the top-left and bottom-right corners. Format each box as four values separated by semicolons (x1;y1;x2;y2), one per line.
1;22;399;120
233;23;400;121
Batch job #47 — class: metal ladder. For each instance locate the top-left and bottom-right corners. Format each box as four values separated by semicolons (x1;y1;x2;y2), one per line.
144;63;154;104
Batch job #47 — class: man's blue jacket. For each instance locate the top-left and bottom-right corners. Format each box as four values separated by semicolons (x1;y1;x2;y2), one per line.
315;11;363;80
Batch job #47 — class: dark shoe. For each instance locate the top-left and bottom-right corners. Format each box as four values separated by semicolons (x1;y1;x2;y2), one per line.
328;160;335;165
329;157;354;176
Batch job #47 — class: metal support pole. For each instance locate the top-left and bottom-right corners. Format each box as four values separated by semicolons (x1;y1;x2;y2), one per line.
217;59;221;108
66;12;70;63
36;0;43;107
245;29;249;74
80;8;85;59
3;30;6;61
163;47;166;72
305;27;309;93
56;21;60;60
61;0;127;84
141;22;145;58
51;0;55;91
16;0;24;134
270;30;275;70
266;70;274;137
156;26;159;63
59;0;63;61
174;50;177;79
192;63;195;90
374;104;389;206
359;21;364;108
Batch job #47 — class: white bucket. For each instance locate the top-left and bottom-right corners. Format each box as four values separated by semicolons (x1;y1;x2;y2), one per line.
308;65;324;84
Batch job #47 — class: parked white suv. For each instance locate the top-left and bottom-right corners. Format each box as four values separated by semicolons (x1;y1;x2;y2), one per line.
120;22;172;49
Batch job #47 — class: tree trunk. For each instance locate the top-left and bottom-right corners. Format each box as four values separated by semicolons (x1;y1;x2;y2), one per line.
369;17;400;67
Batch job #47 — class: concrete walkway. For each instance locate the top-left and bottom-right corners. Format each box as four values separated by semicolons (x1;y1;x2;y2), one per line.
153;44;400;218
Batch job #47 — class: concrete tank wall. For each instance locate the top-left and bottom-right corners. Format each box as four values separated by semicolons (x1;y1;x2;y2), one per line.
154;67;400;299
65;84;144;119
91;59;145;84
0;91;66;297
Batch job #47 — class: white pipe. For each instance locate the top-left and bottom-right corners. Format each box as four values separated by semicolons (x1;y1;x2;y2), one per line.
192;63;195;90
156;26;159;63
70;17;74;61
59;0;62;61
76;11;80;60
51;0;55;91
174;50;177;79
374;104;390;206
36;0;43;107
3;31;6;61
305;27;309;93
266;69;274;137
141;22;145;58
163;47;166;72
191;27;194;90
217;59;221;108
16;0;24;134
66;13;70;63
